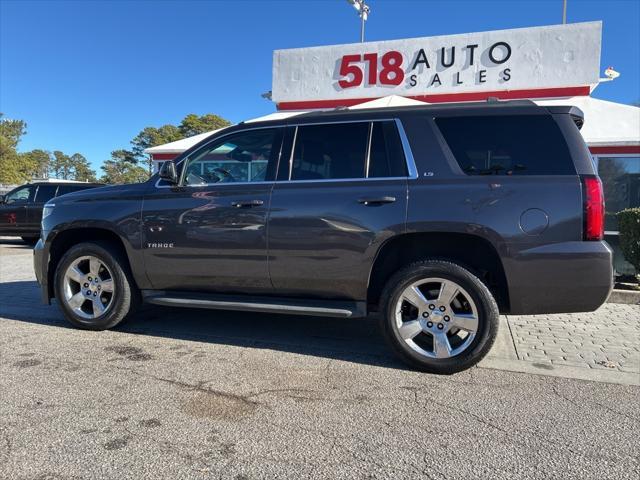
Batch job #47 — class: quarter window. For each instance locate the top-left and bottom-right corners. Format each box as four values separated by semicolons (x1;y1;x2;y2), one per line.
435;115;575;176
183;129;281;186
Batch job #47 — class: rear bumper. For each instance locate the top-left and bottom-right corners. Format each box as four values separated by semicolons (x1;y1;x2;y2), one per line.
504;241;613;315
33;238;50;304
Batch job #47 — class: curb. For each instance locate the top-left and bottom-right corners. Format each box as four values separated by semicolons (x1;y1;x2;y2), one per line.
479;357;640;386
607;289;640;305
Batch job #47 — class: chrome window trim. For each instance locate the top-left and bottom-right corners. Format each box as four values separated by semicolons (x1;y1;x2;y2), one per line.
154;117;419;189
288;117;396;127
364;122;373;178
288;126;298;181
155;176;407;190
154;178;174;189
279;176;410;185
394;118;418;179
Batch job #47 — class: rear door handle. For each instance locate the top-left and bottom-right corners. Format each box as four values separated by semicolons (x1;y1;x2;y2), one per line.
231;200;264;208
357;196;396;206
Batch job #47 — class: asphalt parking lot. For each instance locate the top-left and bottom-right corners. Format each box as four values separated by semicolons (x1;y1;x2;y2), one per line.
1;238;639;480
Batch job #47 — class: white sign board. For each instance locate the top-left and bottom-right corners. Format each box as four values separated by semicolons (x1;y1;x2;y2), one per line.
272;22;602;109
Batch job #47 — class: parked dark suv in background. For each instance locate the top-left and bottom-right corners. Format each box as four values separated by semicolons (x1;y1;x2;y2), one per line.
33;100;613;373
1;181;102;244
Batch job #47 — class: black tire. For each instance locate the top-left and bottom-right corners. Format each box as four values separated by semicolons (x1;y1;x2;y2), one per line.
379;260;499;374
54;242;140;330
21;236;39;245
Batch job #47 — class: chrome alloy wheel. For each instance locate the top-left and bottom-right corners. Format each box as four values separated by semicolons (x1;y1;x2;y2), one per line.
62;256;115;319
394;277;479;359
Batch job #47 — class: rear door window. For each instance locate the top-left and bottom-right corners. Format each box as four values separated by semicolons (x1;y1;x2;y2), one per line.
34;185;58;203
290;123;369;180
435;115;575;176
288;121;408;181
57;185;81;196
56;185;73;196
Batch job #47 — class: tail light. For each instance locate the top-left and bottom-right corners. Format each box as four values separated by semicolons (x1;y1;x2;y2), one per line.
581;175;605;241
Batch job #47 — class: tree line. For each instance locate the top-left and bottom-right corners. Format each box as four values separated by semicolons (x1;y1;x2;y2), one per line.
0;112;231;185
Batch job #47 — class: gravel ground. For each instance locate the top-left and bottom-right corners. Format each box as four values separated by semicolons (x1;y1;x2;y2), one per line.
1;238;639;480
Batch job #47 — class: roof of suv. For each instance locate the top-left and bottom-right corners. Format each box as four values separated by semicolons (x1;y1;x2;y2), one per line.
28;181;103;186
236;99;582;127
292;99;538;118
172;99;583;161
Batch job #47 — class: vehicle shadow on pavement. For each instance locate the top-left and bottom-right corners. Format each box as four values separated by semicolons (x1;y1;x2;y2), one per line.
0;238;33;251
0;279;404;370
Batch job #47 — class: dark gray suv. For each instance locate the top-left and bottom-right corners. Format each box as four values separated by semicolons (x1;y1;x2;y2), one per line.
33;100;613;373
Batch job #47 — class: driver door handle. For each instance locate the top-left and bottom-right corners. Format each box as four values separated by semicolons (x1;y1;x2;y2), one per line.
231;200;264;208
357;196;396;206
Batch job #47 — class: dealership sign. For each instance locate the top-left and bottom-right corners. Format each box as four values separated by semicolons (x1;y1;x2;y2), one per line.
272;22;602;110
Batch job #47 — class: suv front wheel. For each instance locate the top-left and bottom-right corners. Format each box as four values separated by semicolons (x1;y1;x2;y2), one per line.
54;242;139;330
380;260;499;374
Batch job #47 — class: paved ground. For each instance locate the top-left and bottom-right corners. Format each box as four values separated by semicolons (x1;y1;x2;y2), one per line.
1;237;639;479
507;306;639;373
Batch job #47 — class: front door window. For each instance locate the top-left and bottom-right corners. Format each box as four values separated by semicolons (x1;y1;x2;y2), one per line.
182;129;280;186
5;186;33;204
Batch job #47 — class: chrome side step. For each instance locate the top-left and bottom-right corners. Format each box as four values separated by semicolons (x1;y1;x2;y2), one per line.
142;291;364;318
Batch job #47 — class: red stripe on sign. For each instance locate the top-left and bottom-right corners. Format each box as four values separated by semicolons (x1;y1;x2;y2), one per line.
589;145;640;154
276;86;592;110
151;153;180;160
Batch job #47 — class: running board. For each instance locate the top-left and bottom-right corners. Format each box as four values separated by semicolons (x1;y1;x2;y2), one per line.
141;291;365;318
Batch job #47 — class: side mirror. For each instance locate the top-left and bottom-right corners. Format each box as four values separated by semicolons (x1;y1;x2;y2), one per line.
159;161;178;184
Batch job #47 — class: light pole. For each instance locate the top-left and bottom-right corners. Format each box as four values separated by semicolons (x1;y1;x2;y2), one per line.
347;0;370;43
562;0;567;24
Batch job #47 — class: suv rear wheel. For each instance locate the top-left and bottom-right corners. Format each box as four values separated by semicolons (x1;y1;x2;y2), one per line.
54;242;139;330
380;260;498;374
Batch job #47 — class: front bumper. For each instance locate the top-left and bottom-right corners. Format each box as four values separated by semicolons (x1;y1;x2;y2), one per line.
504;240;613;315
33;238;50;304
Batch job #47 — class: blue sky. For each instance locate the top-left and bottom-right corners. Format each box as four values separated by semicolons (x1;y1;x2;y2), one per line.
1;0;639;171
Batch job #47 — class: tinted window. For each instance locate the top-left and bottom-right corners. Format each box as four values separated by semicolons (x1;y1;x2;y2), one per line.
368;121;407;178
56;185;76;196
34;185;58;203
291;123;368;180
184;129;280;186
436;115;575;176
56;184;94;196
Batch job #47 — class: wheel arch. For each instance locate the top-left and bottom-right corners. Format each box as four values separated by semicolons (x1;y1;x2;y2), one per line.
46;225;139;300
367;232;510;313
